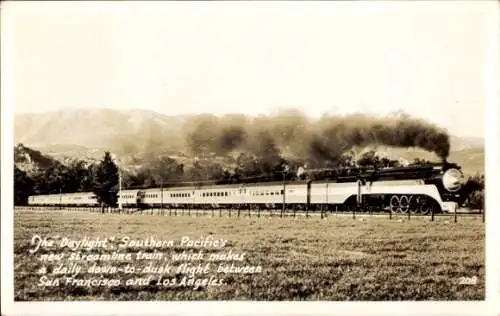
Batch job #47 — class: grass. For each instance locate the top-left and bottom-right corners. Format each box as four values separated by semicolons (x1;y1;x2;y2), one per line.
13;210;484;301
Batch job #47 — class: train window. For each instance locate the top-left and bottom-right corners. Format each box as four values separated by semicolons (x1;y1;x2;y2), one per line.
225;192;228;196
280;190;284;195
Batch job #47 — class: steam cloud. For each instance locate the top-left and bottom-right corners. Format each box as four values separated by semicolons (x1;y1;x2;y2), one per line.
183;110;450;168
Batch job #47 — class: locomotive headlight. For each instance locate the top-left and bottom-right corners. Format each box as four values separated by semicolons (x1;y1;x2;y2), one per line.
442;168;466;192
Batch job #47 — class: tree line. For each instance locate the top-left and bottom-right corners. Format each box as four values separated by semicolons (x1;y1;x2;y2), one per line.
14;149;484;210
14;152;119;207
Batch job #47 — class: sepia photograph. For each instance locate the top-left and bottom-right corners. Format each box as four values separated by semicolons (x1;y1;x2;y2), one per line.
2;1;499;315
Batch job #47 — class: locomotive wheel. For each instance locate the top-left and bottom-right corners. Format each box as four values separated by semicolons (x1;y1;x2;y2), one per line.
399;195;409;214
418;196;432;215
409;196;419;214
389;195;401;214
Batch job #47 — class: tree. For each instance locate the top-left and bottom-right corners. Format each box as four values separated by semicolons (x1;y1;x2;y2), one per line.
93;152;119;208
14;166;34;205
463;173;485;209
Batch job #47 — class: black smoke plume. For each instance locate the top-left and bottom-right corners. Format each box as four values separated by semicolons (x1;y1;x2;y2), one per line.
183;110;450;167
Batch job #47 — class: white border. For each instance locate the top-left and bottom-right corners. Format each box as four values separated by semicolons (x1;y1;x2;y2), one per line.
484;0;500;312
2;1;499;316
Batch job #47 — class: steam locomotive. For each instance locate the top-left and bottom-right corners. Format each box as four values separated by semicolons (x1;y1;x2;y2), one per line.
27;161;467;214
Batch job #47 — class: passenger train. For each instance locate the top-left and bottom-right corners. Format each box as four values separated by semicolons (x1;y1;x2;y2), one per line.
27;162;467;214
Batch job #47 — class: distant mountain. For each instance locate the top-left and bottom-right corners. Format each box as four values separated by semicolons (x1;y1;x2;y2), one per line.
449;135;484;152
14;108;485;175
14;109;189;156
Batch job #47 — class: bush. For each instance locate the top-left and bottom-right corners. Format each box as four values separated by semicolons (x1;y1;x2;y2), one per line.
468;190;485;210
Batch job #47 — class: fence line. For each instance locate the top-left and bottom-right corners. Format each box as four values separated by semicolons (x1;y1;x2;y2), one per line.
14;206;485;223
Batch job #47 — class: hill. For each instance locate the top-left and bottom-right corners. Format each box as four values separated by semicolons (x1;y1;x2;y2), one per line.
14;108;485;175
14;143;62;174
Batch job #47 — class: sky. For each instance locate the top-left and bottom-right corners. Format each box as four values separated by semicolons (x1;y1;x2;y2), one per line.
3;1;496;138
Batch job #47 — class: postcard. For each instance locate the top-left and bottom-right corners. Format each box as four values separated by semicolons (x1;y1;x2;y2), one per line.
2;1;499;316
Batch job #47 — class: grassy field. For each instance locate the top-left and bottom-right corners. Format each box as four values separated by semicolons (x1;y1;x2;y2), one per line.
13;210;484;301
